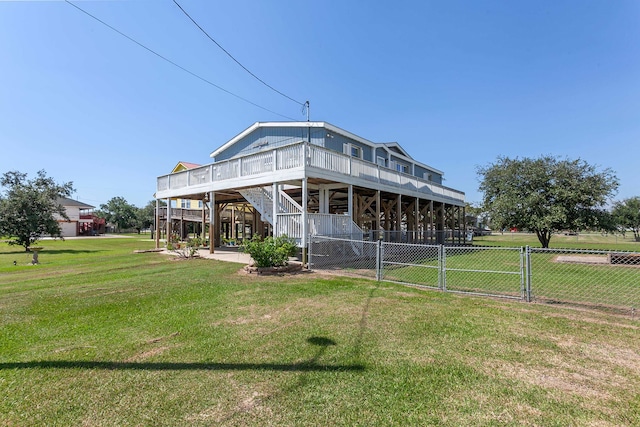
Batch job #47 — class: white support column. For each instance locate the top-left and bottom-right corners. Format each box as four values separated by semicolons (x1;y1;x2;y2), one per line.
322;188;330;214
209;191;215;254
302;178;308;266
347;184;353;221
318;187;325;214
272;182;278;237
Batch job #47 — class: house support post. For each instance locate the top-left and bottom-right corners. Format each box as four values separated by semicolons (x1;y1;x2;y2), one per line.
376;190;381;241
272;182;278;237
155;199;160;249
208;191;215;254
166;198;172;246
415;198;420;243
302;178;308;267
347;184;353;220
201;198;206;242
429;200;435;244
396;194;402;242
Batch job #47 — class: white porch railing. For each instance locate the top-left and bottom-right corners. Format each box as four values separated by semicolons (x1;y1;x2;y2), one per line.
157;142;464;203
308;213;363;239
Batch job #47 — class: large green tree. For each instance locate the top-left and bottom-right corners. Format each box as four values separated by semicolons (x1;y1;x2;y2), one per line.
98;197;138;233
0;170;74;251
477;156;618;248
611;197;640;241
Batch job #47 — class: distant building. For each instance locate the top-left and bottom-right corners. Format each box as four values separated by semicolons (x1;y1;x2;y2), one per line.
55;197;104;237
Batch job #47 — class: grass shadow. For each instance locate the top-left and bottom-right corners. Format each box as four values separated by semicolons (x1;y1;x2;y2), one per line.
0;359;364;372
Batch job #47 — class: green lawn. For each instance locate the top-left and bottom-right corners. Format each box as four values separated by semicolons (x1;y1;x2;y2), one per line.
1;238;639;426
473;231;640;251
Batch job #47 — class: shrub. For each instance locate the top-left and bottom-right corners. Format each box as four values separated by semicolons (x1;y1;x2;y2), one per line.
168;236;202;259
241;235;297;268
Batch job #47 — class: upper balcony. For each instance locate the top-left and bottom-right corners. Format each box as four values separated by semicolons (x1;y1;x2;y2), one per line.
156;142;465;205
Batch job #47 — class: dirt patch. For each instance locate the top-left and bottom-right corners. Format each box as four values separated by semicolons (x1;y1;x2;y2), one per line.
125;346;171;362
185;389;274;423
554;255;609;265
145;331;180;344
481;302;640;329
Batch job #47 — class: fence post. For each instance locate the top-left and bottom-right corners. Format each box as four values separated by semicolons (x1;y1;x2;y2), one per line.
439;245;446;291
307;234;312;269
375;239;382;281
525;245;532;302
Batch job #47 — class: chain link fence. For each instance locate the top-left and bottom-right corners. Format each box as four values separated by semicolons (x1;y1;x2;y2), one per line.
308;236;378;279
308;236;640;317
529;248;640;315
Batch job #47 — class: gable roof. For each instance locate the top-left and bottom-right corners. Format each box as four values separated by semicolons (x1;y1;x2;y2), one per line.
57;197;94;209
209;121;443;175
382;142;412;159
172;161;202;173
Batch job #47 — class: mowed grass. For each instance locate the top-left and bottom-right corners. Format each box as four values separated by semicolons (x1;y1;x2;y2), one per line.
1;238;640;426
473;231;640;251
382;247;640;310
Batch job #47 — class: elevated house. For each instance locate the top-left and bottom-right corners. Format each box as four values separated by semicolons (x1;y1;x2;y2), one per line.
55;197;104;237
155;121;466;252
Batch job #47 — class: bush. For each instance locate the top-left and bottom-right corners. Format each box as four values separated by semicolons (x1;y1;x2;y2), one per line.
241;235;297;268
167;236;202;259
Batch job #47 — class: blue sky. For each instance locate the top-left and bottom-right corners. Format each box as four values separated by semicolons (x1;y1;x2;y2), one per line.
1;0;638;208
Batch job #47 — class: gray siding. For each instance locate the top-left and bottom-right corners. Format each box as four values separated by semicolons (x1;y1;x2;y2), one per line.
414;164;442;184
213;124;443;185
390;155;411;174
375;147;388;166
216;126;323;161
325;133;372;160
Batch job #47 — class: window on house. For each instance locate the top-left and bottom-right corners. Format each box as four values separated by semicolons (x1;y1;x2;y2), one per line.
396;163;408;173
343;143;363;159
424;172;432;181
180;199;189;209
198;200;203;209
377;156;386;167
351;146;362;159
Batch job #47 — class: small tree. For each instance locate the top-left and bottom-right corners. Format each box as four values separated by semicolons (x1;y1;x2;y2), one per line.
611;197;640;241
477;156;618;248
0;170;74;251
241;235;297;268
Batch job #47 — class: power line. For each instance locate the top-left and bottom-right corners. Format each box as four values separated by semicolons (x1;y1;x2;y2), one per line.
172;0;305;108
64;1;297;121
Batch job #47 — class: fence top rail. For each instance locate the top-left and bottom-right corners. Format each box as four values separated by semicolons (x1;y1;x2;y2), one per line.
449;245;524;251
530;247;640;255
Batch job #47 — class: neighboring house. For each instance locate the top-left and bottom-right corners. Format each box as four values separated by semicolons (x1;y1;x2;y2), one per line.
55;197;104;237
156;121;466;251
170;162;205;210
